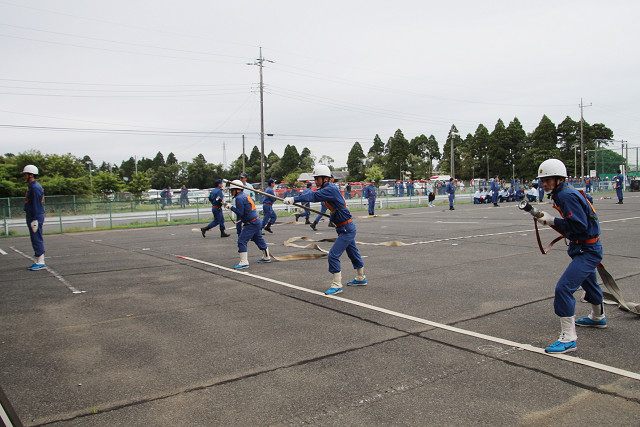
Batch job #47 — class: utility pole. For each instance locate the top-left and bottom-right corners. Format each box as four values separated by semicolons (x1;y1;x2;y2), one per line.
242;135;245;172
248;47;273;189
579;98;592;178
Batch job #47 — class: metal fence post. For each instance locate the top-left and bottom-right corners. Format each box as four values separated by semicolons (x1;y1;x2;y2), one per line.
109;201;113;229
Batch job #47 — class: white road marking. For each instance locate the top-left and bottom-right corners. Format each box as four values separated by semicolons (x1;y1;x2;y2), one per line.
0;248;7;255
9;247;85;294
177;254;640;382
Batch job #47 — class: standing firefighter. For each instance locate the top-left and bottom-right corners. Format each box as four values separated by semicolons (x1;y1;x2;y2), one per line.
535;159;606;354
201;179;230;238
284;165;366;295
23;165;46;270
224;180;271;269
614;169;624;204
363;180;377;216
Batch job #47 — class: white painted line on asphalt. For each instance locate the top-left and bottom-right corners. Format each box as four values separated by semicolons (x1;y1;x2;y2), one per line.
9;247;85;294
178;254;640;382
0;248;7;255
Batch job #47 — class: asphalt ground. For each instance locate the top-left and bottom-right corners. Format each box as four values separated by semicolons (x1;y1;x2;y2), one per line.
1;195;639;426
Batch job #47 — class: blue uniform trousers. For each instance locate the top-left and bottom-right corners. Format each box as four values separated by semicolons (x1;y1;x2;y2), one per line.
367;198;375;215
492;191;498;204
328;221;364;274
448;194;455;207
28;217;45;257
616;187;623;201
554;242;603;317
301;202;311;220
262;204;277;226
206;207;226;230
237;219;267;253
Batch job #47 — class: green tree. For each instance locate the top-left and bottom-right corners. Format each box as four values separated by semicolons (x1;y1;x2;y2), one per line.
127;171;151;196
384;129;410;178
488;119;511;178
346;141;366;181
152;152;165;169
365;164;384;184
279;145;300;176
440;125;463;176
368;134;385;156
93;171;124;197
299;147;314;171
506;117;527;178
185;154;210;189
166;152;178;165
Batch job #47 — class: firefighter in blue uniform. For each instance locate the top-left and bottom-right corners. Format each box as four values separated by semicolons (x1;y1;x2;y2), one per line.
584;177;591;193
534;159;606;354
261;178;277;233
446;177;456;210
614;169;624;204
201;179;230;238
490;175;500;207
23;165;46;270
285;165;366;295
224;180;270;269
295;182;313;224
363;180;377;216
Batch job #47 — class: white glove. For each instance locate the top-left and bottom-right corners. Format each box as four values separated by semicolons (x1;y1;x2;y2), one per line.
536;211;553;226
30;220;38;233
222;202;232;210
283;197;295;205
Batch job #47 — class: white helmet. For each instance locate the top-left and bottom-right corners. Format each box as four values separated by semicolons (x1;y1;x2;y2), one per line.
312;164;332;178
22;164;39;175
229;179;244;190
537;159;567;179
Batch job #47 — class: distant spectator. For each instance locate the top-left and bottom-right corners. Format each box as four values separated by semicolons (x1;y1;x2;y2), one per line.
180;185;189;208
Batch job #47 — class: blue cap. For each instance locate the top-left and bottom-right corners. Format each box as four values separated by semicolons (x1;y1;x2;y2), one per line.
214;179;222;185
306;182;312;187
239;172;248;179
267;178;275;184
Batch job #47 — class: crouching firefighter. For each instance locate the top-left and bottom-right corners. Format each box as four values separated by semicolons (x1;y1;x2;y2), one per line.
534;159;606;354
284;165;366;295
224;180;271;269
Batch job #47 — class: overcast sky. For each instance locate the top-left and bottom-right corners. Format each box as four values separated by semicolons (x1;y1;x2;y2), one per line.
2;0;639;170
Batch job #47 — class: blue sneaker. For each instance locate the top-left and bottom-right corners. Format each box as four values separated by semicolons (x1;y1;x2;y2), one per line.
257;258;271;263
233;264;249;270
324;287;343;295
28;264;46;271
346;278;367;286
575;317;607;328
545;340;577;354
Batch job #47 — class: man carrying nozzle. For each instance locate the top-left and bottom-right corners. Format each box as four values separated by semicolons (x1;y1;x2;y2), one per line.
520;159;606;354
224;179;271;269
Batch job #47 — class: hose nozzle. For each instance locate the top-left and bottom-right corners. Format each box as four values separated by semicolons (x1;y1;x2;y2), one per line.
518;199;542;218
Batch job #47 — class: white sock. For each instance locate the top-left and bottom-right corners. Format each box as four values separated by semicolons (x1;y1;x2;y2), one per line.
590;303;605;321
36;254;44;265
355;268;365;281
239;252;248;266
262;248;271;260
559;316;577;342
331;272;342;288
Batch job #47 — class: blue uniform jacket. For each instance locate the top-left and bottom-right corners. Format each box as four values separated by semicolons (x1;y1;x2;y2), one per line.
208;187;224;208
24;180;45;220
300;188;312;205
295;182;351;226
490;180;499;192
263;186;277;204
363;184;376;199
551;182;600;241
614;173;624;189
230;192;259;224
446;182;456;194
